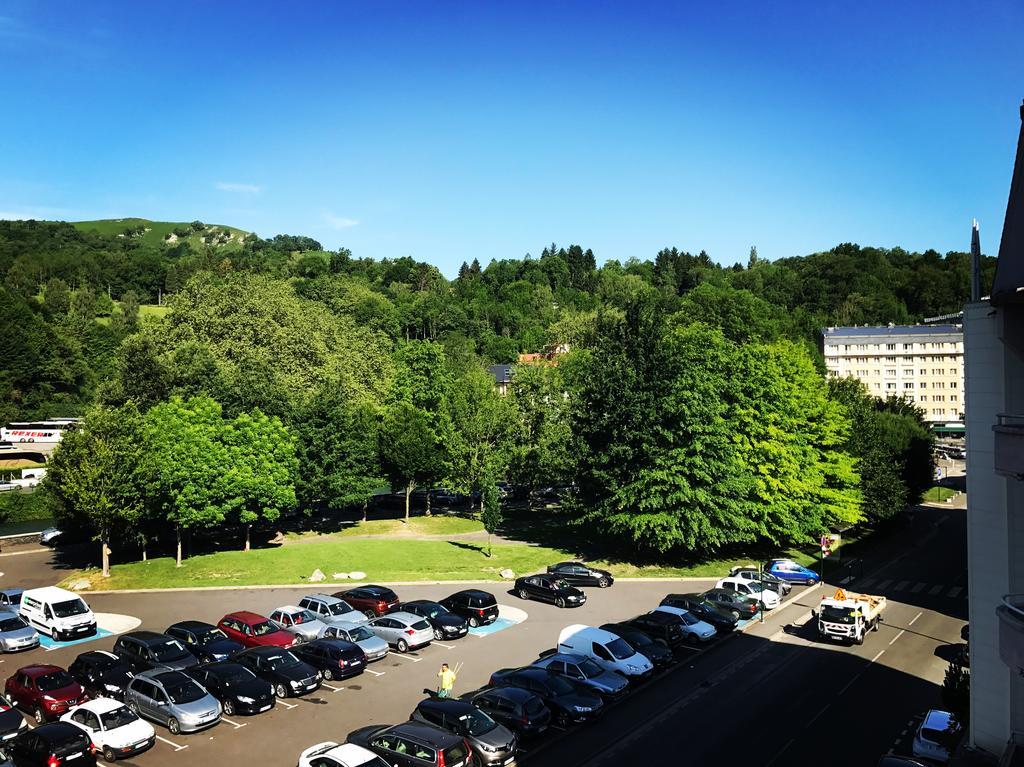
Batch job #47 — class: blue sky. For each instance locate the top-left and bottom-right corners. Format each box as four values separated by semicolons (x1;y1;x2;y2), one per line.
1;2;1021;275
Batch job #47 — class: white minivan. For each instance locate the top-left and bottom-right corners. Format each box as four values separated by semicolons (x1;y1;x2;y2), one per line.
19;587;97;641
557;624;653;679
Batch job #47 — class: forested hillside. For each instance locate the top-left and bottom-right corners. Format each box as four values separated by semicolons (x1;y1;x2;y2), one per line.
0;219;967;564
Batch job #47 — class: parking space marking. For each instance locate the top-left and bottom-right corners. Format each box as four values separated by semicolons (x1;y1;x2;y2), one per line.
219;717;247;729
433;641;456;649
320;682;344;692
765;738;796;767
858;578;877;590
908;611;923;626
155;735;188;751
927;584;944;596
894;581;910;591
889;629;906;646
877;579;892;589
910;582;926;594
275;699;298;709
391;654;423;662
948;586;963;598
365;668;386;676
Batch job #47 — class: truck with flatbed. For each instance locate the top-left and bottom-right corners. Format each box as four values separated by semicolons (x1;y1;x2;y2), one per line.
815;588;886;645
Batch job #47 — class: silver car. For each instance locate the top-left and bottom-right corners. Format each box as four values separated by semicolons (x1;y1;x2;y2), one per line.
322;621;389;662
269;606;327;644
367;612;433;653
297;594;369;626
125;670;220;735
0;611;38;653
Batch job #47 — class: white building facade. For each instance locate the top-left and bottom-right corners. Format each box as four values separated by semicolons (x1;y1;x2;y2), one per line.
820;325;965;423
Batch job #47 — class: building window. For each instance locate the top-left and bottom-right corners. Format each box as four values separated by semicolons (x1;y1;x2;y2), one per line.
934;395;945;402
950;395;958;402
919;369;927;375
885;369;896;377
873;383;880;390
885;383;896;390
885;356;897;363
903;382;914;389
919;396;927;402
903;343;912;350
934;382;945;389
919;382;927;389
950;381;958;388
886;344;896;350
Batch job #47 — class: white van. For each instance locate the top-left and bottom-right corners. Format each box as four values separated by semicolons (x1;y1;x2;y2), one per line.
19;587;97;641
557;624;653;679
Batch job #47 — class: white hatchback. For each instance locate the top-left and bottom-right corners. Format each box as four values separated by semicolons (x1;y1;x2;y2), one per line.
911;709;956;764
715;577;781;609
61;698;156;762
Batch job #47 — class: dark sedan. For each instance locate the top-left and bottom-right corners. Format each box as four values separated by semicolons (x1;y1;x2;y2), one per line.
488;667;603;726
392;601;468;642
599;623;675;670
514;575;586;608
291;638;366;681
701;587;761;620
348;722;471;767
439;590;499;627
660;593;739;633
471;687;551;738
546;562;614;588
68;651;135;701
0;696;27;743
233;647;321;699
185;662;274;716
165;621;245;663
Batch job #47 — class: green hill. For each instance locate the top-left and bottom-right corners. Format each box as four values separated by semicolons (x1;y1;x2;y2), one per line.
72;218;249;250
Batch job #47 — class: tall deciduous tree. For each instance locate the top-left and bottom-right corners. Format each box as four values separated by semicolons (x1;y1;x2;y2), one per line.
44;404;150;577
378;401;441;521
144;396;230;566
480;467;502;558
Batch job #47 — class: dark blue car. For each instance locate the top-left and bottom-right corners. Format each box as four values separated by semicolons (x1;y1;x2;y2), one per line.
765;559;820;585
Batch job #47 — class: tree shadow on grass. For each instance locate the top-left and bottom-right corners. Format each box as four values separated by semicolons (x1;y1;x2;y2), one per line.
448;540;486;554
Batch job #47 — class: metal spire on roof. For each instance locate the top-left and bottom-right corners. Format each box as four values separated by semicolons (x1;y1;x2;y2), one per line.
991;100;1024;305
971;218;982;302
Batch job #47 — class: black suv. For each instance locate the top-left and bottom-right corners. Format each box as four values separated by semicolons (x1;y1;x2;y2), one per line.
471;687;551;738
8;722;96;766
488;667;603;727
626;612;688;649
68;650;135;701
393;601;468;641
440;590;498;627
185;662;274;716
410;697;518;767
348;721;473;767
291;638;367;681
112;631;198;673
233;646;321;699
165;621;244;663
660;594;739;633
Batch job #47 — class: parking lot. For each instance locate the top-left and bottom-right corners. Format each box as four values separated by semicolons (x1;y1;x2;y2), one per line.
0;502;966;767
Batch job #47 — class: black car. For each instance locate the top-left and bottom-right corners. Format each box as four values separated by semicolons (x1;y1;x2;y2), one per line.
112;631;198;673
513;575;586;608
348;721;472;767
68;650;135;701
185;662;274;716
488;667;603;726
291;638;366;681
233;647;321;699
471;687;551;738
599;623;674;669
439;590;499;628
626;612;688;649
410;697;518;767
0;696;27;743
165;621;244;663
8;722;96;767
545;562;614;588
701;587;761;620
392;601;468;641
660;594;739;633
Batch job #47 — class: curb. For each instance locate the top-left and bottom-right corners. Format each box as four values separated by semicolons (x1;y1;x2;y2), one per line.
73;575;721;596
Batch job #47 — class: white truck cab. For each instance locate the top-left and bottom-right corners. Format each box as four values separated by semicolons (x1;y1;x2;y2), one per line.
19;586;97;641
557;624;653;679
815;588;886;645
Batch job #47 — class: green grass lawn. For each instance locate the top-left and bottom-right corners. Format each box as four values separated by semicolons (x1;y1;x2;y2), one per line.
287;516;484;540
923;486;956;502
139;304;169;319
72;219;247;250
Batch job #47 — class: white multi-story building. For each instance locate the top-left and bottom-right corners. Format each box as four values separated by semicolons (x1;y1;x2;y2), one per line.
820;324;965;423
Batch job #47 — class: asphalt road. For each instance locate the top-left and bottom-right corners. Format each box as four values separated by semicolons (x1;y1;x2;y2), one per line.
0;503;965;767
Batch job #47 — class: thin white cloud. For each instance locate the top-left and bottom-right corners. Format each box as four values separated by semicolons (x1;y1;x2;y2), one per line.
324;213;359;229
215;181;262;194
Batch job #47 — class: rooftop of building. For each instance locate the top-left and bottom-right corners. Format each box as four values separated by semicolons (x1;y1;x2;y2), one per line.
822;324;963;337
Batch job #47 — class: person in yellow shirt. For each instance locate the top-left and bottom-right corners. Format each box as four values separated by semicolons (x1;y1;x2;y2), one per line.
437;663;457;698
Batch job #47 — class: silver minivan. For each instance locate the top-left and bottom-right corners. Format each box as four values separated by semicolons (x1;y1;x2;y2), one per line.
268;606;327;644
125;670;220;735
367;612;433;653
297;594;368;626
322;621;389;662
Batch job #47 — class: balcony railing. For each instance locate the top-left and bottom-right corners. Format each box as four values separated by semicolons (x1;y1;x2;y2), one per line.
998;594;1024;674
994;414;1024;481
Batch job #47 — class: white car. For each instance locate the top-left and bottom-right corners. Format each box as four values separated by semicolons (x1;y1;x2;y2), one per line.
716;577;781;609
299;741;390;767
61;698;156;762
653;606;717;642
912;709;956;763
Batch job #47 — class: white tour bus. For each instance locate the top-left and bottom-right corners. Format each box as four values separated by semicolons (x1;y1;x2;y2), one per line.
1;419;80;444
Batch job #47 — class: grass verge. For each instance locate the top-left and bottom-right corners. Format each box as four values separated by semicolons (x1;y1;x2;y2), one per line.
923;486;956;503
286;516;483;540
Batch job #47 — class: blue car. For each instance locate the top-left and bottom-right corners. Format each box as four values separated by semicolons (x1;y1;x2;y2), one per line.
765;559;820;585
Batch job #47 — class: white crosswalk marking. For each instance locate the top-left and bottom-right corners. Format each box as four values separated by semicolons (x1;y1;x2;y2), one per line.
948;586;963;598
895;581;910;591
911;582;926;593
928;584;944;596
859;578;877;590
877;579;892;589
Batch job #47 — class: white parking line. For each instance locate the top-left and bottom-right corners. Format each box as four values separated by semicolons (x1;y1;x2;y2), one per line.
908;611;923;626
219;716;247;729
910;582;926;594
155;735;188;751
433;641;456;649
889;629;906;646
894;581;910;591
391;654;423;662
877;579;892;589
276;699;298;710
928;584;944;596
765;738;796;767
365;669;386;677
948;586;963;598
320;682;344;692
859;578;877;590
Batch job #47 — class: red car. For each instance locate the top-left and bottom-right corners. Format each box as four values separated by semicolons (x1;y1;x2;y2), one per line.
217;611;295;648
5;664;86;723
335;585;399;618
